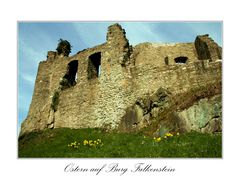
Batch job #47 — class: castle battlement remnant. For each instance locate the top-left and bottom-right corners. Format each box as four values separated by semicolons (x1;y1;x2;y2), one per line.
20;23;222;136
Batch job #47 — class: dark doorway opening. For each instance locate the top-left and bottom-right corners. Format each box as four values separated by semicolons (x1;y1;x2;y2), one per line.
174;56;188;64
61;60;78;87
88;52;101;79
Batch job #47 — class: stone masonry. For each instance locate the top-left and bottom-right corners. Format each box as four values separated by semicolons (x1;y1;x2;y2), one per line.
20;23;222;136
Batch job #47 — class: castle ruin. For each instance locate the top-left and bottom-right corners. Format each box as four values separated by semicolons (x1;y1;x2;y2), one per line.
20;23;222;136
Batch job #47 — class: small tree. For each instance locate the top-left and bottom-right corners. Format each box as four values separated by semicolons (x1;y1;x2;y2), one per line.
56;39;72;57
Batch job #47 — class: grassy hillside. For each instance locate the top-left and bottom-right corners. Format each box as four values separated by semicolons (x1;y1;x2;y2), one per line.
18;128;222;158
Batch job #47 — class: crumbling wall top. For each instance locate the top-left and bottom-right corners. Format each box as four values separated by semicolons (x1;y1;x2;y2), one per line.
106;23;132;66
47;51;56;60
195;34;222;61
107;23;128;46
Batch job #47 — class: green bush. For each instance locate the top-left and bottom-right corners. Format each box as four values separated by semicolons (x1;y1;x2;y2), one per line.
51;90;60;112
56;39;72;56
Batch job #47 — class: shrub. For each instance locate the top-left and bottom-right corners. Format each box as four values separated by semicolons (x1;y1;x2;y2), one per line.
51;90;60;112
56;39;72;57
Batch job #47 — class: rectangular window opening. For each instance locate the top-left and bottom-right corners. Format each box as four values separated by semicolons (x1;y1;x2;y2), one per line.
60;60;78;89
88;52;101;79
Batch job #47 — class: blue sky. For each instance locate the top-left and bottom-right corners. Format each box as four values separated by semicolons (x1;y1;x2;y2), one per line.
18;21;222;132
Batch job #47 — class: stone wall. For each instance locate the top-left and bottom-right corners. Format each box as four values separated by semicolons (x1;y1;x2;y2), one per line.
133;42;198;67
20;23;222;136
132;60;221;97
21;59;53;133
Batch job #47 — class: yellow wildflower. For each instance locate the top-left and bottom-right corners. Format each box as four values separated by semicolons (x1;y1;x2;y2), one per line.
89;140;94;146
165;133;173;137
83;140;88;145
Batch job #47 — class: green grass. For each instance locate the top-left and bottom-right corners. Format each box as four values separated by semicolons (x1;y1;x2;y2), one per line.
18;128;222;158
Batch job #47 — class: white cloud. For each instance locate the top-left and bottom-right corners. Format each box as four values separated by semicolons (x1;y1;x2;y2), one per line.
73;22;170;47
21;73;35;84
122;22;189;46
185;22;222;46
19;38;46;64
72;22;110;47
121;23;162;45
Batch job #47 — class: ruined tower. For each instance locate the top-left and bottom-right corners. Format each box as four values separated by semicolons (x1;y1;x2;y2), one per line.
20;24;222;136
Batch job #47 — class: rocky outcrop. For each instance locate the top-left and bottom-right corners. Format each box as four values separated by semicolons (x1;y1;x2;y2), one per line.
177;95;222;133
119;83;222;135
119;88;185;134
119;88;171;132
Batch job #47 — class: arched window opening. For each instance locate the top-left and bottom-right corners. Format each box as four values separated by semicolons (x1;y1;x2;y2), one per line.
174;56;188;64
88;52;101;79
